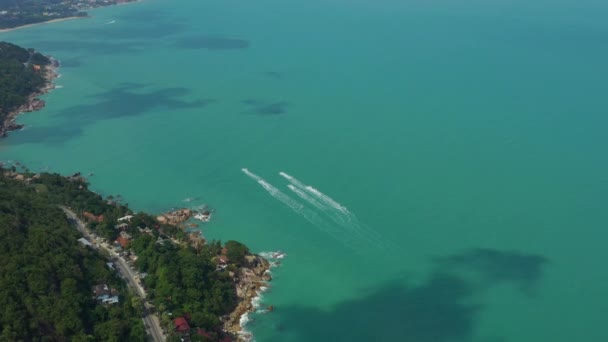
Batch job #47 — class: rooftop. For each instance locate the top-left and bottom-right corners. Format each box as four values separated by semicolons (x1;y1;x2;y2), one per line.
174;317;190;333
77;237;92;247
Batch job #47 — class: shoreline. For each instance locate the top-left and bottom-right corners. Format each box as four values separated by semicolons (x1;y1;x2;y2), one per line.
0;0;144;33
2;165;274;341
223;255;273;341
1;0;275;338
0;59;61;137
0;16;86;33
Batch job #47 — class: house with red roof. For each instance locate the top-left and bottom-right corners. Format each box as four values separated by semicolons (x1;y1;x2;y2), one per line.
115;236;130;249
173;316;190;333
197;328;212;339
83;211;104;223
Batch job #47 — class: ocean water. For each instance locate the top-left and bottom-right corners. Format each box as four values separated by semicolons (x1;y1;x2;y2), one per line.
2;0;608;340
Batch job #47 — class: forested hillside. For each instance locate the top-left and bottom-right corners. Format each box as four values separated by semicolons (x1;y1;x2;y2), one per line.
0;42;50;135
0;165;267;341
0;169;145;341
0;0;135;29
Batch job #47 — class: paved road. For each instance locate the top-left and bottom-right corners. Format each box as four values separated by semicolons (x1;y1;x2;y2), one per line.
62;207;165;342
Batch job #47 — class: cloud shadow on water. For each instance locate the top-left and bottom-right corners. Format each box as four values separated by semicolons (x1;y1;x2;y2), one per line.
268;248;548;342
174;35;250;50
241;99;289;115
32;39;144;57
66;20;186;41
433;248;549;295
7;125;85;146
10;83;215;145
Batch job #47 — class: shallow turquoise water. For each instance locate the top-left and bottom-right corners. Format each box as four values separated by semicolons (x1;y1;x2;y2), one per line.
2;0;607;340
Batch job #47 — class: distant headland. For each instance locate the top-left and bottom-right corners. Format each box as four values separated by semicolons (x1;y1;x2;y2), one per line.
0;42;59;137
0;0;139;32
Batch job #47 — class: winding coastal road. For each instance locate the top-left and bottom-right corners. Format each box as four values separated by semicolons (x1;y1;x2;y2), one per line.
61;207;165;342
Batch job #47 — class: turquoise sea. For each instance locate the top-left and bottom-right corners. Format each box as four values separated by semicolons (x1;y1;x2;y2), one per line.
2;0;608;340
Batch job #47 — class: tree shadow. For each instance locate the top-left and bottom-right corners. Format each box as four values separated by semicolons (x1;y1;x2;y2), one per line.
267;248;548;342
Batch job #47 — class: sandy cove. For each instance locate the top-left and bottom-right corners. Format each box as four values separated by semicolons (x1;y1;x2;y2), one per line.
0;17;87;33
0;0;145;33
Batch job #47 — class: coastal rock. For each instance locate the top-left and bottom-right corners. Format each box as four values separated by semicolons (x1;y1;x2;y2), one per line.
223;255;271;340
188;231;206;251
157;208;192;225
6;123;24;131
24;99;45;112
0;57;59;138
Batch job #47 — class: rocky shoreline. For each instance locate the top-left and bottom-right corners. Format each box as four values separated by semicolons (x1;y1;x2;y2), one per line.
157;207;212;226
224;255;272;341
157;207;273;340
3;165;275;341
0;58;60;137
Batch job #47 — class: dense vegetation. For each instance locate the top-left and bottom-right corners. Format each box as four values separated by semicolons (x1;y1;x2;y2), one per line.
130;236;236;333
0;42;50;132
1;166;247;341
0;169;145;341
0;0;82;29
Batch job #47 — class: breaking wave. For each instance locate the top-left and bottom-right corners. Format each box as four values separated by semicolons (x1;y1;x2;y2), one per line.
238;313;254;342
259;251;287;260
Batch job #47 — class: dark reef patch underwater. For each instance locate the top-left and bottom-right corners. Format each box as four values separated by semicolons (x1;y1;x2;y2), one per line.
274;248;548;342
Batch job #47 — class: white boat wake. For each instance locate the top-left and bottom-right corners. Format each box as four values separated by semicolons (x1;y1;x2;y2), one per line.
280;171;393;251
242;168;304;213
280;172;349;214
242;168;356;247
242;168;395;251
287;184;328;211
